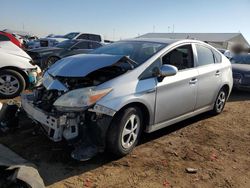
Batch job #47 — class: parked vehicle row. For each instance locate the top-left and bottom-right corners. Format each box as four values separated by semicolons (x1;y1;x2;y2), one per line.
27;39;103;69
21;38;233;161
26;32;105;49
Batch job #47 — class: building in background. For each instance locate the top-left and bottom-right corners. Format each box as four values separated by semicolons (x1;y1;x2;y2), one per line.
138;33;250;50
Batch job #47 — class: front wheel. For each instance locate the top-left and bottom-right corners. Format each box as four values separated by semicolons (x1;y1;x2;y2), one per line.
107;107;143;157
0;69;26;99
212;88;228;115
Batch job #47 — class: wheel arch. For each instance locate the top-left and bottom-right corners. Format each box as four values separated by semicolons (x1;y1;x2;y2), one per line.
220;84;230;99
113;102;151;131
0;66;29;88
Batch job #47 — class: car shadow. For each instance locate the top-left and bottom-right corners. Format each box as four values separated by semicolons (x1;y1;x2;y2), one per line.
228;89;250;102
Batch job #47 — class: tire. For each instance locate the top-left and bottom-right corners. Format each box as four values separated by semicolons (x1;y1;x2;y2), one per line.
211;88;228;115
0;69;26;99
107;107;143;157
45;56;60;68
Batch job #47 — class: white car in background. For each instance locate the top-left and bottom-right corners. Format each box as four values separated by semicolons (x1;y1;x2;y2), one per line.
38;32;104;48
0;41;41;98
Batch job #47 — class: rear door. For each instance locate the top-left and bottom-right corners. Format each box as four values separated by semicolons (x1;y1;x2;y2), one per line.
194;44;222;109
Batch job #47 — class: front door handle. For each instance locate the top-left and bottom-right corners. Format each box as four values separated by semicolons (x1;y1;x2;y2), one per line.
189;78;198;85
215;70;221;76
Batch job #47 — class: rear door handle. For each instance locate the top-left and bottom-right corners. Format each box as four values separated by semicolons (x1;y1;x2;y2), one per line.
189;78;198;85
215;70;221;76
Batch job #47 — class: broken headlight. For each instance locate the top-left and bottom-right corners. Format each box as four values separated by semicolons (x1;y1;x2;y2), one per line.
53;87;112;111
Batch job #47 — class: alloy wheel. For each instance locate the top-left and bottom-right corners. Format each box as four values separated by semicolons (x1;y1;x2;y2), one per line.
216;91;226;112
121;114;140;149
0;74;20;96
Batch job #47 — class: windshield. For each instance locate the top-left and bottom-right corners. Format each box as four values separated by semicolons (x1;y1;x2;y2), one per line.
90;41;167;65
56;40;78;49
230;55;250;65
63;32;80;39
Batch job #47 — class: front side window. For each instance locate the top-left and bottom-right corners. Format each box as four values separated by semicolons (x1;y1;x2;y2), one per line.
56;40;78;49
74;41;88;49
162;44;194;70
196;44;215;66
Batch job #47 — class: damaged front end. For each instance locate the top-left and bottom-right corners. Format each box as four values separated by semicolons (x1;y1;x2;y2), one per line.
21;54;133;160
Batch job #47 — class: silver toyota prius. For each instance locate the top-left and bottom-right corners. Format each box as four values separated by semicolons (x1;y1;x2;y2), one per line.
21;38;233;161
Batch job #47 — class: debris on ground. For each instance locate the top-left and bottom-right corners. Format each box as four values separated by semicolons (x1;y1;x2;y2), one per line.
0;144;45;188
185;167;198;174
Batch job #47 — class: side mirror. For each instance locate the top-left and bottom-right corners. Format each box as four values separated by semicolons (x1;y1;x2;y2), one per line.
159;64;178;77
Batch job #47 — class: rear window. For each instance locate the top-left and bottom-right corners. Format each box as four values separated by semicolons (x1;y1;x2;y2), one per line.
0;34;10;41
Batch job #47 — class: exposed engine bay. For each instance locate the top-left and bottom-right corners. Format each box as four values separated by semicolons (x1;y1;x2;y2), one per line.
34;58;133;113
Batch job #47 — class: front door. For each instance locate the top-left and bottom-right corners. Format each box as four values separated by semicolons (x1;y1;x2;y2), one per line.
155;44;198;124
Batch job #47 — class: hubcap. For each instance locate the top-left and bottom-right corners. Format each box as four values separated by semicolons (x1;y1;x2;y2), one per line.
0;75;20;95
121;114;140;149
216;91;226;112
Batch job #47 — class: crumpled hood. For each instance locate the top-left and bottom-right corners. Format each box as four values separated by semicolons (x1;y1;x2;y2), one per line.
232;64;250;73
48;54;125;77
0;41;31;60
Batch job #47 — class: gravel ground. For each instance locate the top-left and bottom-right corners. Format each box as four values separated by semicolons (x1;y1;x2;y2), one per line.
0;90;250;188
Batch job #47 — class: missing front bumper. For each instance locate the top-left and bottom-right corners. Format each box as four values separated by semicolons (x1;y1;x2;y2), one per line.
21;94;67;142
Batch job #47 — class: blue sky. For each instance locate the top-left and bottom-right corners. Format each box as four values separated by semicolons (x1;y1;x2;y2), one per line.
1;0;250;42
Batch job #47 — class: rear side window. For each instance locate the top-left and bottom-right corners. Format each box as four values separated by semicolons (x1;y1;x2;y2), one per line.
212;49;222;63
0;34;10;41
196;44;215;66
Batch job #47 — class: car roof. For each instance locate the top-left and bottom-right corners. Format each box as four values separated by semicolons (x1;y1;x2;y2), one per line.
121;37;204;45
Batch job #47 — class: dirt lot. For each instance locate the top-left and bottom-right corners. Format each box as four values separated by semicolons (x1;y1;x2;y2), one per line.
0;90;250;188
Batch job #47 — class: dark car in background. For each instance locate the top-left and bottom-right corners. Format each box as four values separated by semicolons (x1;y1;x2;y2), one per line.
27;39;103;69
230;54;250;91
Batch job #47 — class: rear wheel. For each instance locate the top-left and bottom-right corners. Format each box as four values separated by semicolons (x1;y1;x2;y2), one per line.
107;107;143;157
212;88;228;114
0;69;26;99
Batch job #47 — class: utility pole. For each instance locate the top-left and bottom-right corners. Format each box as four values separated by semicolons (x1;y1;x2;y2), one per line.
172;24;175;33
